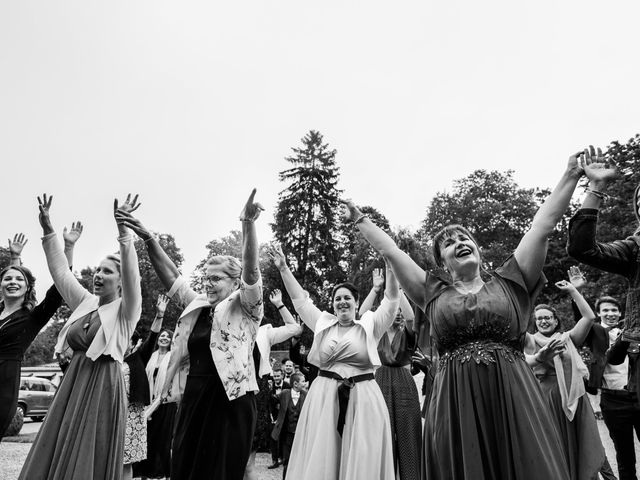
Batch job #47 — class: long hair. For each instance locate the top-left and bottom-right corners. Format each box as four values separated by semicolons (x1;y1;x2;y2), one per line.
0;265;37;312
156;328;174;351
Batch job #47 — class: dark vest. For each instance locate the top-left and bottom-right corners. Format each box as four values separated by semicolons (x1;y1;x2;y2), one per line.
286;395;303;433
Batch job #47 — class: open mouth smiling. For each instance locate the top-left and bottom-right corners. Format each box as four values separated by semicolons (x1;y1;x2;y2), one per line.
455;246;472;258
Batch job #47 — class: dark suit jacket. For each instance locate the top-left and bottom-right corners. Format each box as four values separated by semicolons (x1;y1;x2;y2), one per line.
271;388;306;441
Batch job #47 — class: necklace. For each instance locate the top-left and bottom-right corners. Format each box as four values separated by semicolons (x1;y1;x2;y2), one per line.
338;321;355;327
453;278;485;294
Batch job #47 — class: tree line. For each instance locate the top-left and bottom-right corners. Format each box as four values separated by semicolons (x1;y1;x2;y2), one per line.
3;131;639;365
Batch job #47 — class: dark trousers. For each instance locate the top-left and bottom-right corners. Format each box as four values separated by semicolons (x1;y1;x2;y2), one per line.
600;455;618;480
601;391;640;480
281;432;295;480
270;434;281;463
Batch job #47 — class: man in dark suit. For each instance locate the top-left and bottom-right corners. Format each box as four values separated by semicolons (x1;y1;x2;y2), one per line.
271;372;307;479
267;368;286;469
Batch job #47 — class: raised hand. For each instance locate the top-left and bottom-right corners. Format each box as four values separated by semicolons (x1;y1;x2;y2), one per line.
340;199;364;223
63;221;83;246
266;243;288;270
269;289;284;307
372;268;384;292
554;279;577;293
566;151;585;180
114;193;141;216
239;188;264;222
567;266;586;290
114;209;152;241
8;233;28;258
536;338;565;363
37;194;54;235
156;293;170;316
581;145;617;186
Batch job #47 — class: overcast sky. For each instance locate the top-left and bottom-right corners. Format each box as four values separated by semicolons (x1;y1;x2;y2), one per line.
1;1;639;299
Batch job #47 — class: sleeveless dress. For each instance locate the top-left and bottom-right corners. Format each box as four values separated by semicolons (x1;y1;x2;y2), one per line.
19;310;126;480
423;256;570;480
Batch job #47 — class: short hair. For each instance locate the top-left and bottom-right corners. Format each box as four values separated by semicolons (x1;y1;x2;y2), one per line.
0;265;37;311
595;296;621;313
331;282;360;303
290;372;305;385
432;224;480;269
272;368;283;375
533;304;562;333
205;255;242;279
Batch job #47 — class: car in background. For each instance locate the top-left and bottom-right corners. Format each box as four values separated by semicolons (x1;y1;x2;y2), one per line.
17;376;57;421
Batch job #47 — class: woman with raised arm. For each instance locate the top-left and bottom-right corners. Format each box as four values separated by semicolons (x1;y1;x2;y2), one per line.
267;244;399;480
359;268;422;480
524;274;604;479
343;152;587;480
19;194;142;480
0;231;79;437
133;293;176;480
116;189;264;480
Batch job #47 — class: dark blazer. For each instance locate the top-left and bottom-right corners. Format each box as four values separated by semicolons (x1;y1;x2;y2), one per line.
271;388;306;441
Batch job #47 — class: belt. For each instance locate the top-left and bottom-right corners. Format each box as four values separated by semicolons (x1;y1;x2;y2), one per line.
318;370;375;436
601;388;636;398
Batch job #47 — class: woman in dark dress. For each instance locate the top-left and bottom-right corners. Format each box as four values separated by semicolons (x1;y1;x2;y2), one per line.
19;194;142;480
117;189;264;480
134;293;177;480
343;150;588;480
359;269;422;480
0;231;79;437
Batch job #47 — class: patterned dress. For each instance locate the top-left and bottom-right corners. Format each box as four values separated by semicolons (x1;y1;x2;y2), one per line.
375;327;421;480
122;362;147;464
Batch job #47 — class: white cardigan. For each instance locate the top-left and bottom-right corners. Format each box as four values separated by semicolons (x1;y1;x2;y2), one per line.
44;232;142;363
256;322;303;378
292;292;399;370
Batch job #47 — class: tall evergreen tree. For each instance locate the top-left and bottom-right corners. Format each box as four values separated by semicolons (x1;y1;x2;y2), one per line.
273;130;345;305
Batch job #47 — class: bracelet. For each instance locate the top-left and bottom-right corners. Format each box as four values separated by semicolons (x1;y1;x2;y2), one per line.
277;304;286;311
143;236;155;244
354;213;368;225
585;187;609;201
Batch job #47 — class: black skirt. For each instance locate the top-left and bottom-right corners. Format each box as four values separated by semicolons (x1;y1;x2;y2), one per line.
133;402;177;478
171;308;257;480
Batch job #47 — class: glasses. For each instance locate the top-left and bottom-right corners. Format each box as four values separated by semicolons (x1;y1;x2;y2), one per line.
203;275;232;286
535;315;554;321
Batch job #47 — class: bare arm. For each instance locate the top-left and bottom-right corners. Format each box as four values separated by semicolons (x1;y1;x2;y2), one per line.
115;210;181;291
514;152;584;291
269;289;297;326
150;293;169;333
267;243;321;331
358;268;384;316
239;189;263;285
342;200;427;309
555;280;595;346
62;222;83;268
